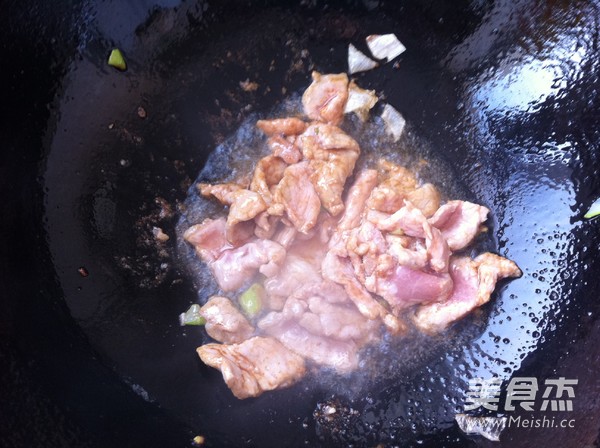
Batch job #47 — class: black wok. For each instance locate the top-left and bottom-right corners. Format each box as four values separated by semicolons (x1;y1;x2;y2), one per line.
2;0;600;446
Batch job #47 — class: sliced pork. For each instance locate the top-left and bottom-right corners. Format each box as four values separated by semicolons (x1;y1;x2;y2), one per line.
428;200;489;251
200;296;254;344
183;73;521;400
372;265;453;312
212;239;286;291
267;136;303;164
199;183;267;245
298;123;360;216
405;183;441;218
337;169;378;231
263;253;321;310
272;161;321;233
413;253;522;333
197;337;306;399
256;117;308;136
302;72;349;125
258;283;379;373
249;155;287;206
367;159;418;213
183;217;231;262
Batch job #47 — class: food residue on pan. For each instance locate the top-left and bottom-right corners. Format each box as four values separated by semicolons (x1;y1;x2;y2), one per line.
179;72;521;399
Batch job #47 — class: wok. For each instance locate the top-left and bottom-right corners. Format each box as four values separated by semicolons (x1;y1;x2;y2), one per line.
2;0;600;446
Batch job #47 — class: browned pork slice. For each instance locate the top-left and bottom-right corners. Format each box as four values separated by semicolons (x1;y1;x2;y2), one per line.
405;183;441;218
197;336;306;399
267;136;303;164
256;117;308;136
199;183;267;245
249;155;287;206
298;124;360;216
337;169;379;231
271;161;321;233
423;221;450;273
298;123;360;158
413;253;522;333
321;249;404;334
428;200;489;251
253;211;278;240
301;72;349;125
367;201;427;238
367;159;418;213
211;239;286;291
200;296;254;344
183;217;232;262
385;235;429;270
367;201;450;273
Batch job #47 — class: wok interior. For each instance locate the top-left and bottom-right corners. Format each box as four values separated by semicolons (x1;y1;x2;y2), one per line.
8;0;599;446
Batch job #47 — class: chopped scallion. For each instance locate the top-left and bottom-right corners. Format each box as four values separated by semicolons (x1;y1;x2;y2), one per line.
179;304;206;326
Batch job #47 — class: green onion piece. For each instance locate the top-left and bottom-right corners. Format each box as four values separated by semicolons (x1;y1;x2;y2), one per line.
239;283;264;318
584;197;600;219
179;304;206;326
108;48;127;71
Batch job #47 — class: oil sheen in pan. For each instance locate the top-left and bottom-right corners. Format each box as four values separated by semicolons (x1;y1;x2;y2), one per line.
176;92;496;397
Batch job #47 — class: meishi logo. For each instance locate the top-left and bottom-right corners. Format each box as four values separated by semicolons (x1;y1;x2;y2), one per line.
455;376;578;441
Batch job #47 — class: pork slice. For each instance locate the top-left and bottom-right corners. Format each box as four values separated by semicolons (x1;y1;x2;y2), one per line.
198;182;243;205
423;221;450;273
272;161;321;233
253;211;278;240
250;155;287;206
322;250;404;334
298;124;360;216
298;123;360;157
385;235;429;270
310;155;358;216
263;253;321;310
367;202;449;272
368;200;427;238
226;190;267;244
260;281;379;346
200;296;254;344
428;200;489;251
200;183;267;245
271;224;297;248
197;336;306;399
256;117;308;136
337;169;378;231
183;217;232;262
292;280;349;304
373;264;453;312
413;253;522;333
212;239;286;291
258;316;361;373
345;220;388;259
405;183;441;218
367;159;418;213
302;72;349;125
267;136;303;164
305;295;380;343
